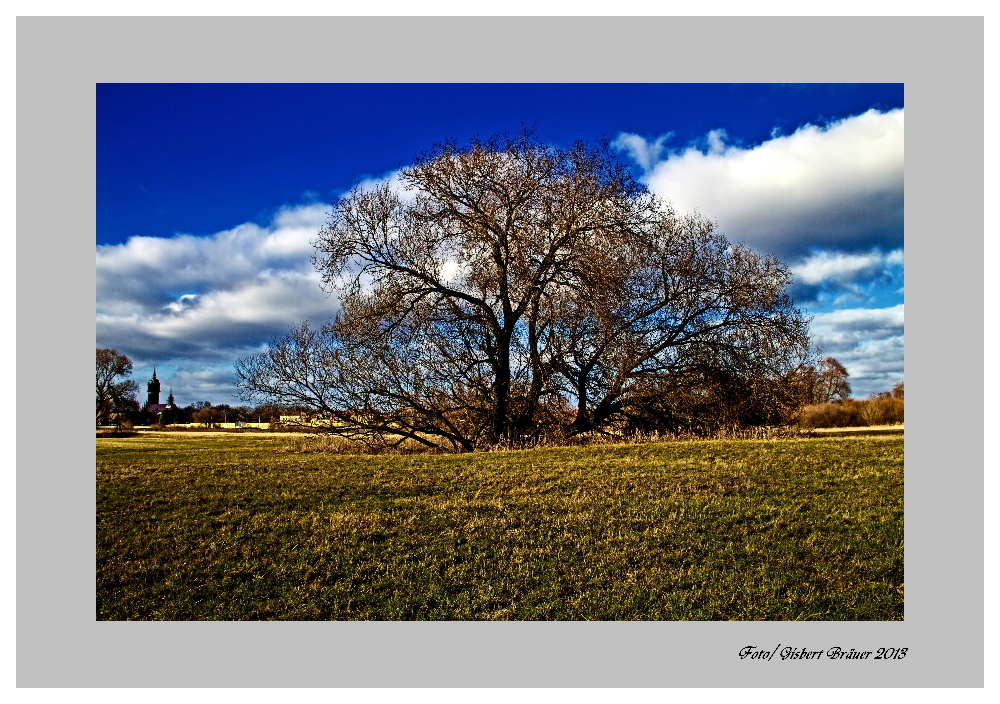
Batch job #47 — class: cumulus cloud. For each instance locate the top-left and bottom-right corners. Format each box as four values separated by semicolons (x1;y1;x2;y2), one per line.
792;250;887;286
100;114;906;404
610;132;673;172
614;109;906;396
97;203;340;401
353;168;420;204
812;304;903;341
169;366;247;407
809;304;904;397
616;108;904;259
788;247;904;307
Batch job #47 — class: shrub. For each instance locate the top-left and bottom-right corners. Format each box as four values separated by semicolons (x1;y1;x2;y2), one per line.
798;398;903;429
860;398;904;426
798;400;862;428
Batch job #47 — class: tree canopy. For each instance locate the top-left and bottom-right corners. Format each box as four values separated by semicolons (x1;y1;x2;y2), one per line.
236;130;813;451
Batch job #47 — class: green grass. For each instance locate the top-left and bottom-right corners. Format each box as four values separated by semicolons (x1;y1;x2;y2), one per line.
97;433;903;620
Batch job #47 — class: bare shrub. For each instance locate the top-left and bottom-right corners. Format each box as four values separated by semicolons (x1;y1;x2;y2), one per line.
798;401;863;429
860;398;904;426
799;398;903;429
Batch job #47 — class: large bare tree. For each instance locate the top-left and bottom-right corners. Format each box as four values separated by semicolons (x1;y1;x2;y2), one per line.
236;130;812;450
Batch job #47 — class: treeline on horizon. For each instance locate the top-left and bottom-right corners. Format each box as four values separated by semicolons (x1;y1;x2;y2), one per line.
98;346;902;435
177;379;906;431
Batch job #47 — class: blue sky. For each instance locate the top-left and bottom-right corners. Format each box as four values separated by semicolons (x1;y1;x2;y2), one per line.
96;83;904;405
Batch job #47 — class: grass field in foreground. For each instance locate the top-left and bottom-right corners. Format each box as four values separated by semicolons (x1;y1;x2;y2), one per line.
97;434;903;620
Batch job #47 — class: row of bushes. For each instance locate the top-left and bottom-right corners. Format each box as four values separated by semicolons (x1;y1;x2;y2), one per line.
798;397;904;429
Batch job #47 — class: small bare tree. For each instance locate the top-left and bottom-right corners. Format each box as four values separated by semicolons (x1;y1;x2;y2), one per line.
813;357;852;403
97;348;140;428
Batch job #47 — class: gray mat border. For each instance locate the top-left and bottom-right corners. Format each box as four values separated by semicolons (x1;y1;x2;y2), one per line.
16;15;984;688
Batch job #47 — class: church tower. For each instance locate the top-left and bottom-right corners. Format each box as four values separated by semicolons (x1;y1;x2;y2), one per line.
147;368;161;407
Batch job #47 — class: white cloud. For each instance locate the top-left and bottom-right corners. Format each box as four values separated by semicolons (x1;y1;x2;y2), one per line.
353;168;420;204
812;303;903;330
617;108;904;258
792;251;882;286
809;304;904;397
617;110;906;394
165;293;199;313
790;248;903;286
610;132;673;172
163;366;244;407
705;128;727;155
97;203;340;384
145;270;328;339
100;115;907;404
270;202;328;231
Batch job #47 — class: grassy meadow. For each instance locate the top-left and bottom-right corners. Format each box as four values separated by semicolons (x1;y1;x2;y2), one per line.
97;432;903;621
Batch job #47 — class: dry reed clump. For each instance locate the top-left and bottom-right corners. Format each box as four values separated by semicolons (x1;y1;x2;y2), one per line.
798;398;904;429
860;398;905;426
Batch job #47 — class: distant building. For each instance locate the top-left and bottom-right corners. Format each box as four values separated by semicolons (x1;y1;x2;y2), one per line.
146;368;161;407
143;368;178;417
